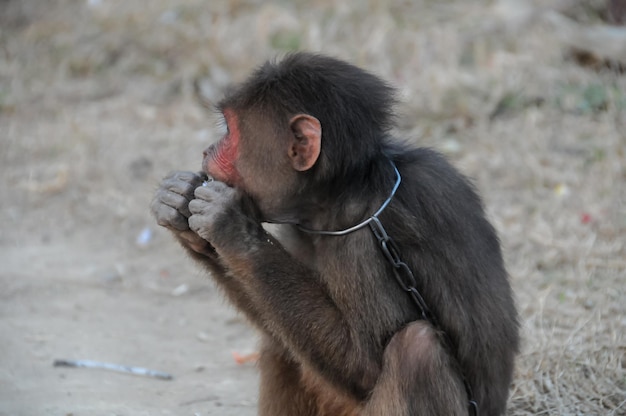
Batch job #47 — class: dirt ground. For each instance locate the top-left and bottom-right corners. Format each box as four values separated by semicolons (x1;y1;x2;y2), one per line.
0;1;624;415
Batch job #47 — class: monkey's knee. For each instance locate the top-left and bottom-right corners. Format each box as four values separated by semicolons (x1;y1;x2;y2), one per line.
364;321;466;416
386;321;442;368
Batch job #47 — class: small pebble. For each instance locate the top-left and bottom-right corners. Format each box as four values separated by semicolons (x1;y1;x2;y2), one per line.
171;284;189;296
136;227;153;246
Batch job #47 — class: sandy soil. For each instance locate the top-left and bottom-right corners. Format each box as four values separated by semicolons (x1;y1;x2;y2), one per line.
0;97;260;415
1;1;624;415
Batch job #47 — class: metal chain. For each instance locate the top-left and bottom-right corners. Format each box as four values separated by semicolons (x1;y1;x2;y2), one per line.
369;217;435;323
368;216;478;416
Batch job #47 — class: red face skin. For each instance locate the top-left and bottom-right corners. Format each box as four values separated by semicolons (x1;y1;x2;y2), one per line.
203;109;242;186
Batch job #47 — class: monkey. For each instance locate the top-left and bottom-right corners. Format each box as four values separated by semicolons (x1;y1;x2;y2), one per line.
151;52;519;416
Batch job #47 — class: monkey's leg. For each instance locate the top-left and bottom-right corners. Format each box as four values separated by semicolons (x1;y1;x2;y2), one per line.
363;321;467;416
257;337;318;416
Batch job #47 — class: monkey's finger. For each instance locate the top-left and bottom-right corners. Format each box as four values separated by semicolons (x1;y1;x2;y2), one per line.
188;213;219;243
188;198;211;216
154;204;190;231
193;181;233;201
161;172;205;198
158;190;193;218
164;171;200;183
161;178;199;198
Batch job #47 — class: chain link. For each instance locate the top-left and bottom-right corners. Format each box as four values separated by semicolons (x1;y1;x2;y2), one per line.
369;217;433;323
368;215;477;416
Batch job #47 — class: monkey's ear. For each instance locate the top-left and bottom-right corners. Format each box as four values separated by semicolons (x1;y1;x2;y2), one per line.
288;114;321;172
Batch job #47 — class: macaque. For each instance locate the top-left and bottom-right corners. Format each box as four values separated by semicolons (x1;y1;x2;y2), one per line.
152;53;519;416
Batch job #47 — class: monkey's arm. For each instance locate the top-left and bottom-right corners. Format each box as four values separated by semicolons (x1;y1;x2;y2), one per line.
152;171;265;315
188;182;381;399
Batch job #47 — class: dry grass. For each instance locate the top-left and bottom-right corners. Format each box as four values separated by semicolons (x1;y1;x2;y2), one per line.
1;0;624;414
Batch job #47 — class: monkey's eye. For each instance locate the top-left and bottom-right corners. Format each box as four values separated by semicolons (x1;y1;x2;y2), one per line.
216;114;229;136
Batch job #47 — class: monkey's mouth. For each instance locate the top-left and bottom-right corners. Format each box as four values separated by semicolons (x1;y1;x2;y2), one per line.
202;174;215;187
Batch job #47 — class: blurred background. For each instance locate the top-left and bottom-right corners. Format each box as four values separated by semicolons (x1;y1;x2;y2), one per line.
1;0;624;414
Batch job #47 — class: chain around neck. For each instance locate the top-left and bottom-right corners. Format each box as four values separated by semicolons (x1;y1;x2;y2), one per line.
296;161;401;236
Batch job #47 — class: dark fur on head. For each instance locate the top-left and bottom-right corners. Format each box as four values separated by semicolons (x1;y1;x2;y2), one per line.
219;53;397;182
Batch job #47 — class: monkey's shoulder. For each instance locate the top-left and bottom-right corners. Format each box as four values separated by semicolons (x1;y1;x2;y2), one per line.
395;147;481;201
386;146;493;242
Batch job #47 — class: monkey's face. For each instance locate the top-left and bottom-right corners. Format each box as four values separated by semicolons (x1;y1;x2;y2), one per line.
202;108;303;222
202;109;242;186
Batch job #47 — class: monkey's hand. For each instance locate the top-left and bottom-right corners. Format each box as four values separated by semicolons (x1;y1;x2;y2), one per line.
150;171;215;256
188;181;264;256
